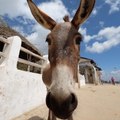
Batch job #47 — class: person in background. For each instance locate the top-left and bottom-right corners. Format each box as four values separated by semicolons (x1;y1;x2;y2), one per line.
111;76;115;85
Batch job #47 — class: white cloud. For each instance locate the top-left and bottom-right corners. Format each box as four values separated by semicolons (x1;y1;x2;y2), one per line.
86;26;120;53
27;25;50;54
79;28;96;43
0;0;69;21
79;28;87;37
92;8;98;16
101;71;109;81
0;0;32;19
111;70;120;81
12;26;26;36
38;0;69;22
99;21;104;28
105;0;120;14
72;9;76;17
101;70;120;81
111;70;120;74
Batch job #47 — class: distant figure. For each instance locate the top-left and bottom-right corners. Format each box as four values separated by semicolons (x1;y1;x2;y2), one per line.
111;77;115;85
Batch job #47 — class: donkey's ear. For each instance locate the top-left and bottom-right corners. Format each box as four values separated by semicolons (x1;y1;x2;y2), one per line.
27;0;56;30
71;0;95;28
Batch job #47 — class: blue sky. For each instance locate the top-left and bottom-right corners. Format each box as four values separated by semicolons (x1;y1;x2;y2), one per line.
0;0;120;81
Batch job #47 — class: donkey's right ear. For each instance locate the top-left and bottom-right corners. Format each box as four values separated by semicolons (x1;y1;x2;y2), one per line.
71;0;95;29
27;0;56;30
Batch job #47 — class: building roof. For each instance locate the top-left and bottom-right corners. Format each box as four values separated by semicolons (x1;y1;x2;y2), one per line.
80;57;95;64
0;24;42;56
80;57;102;71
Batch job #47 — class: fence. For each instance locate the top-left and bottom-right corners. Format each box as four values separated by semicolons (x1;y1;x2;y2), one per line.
0;36;10;64
0;36;47;120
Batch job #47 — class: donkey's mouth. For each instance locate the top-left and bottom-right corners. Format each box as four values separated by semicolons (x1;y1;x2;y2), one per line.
53;110;72;119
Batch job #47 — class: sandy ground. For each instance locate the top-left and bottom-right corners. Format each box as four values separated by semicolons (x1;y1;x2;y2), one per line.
13;84;120;120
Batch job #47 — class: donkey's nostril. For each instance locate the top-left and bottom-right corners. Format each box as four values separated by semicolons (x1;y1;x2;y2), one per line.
69;93;78;112
46;92;51;109
71;93;76;104
70;93;75;103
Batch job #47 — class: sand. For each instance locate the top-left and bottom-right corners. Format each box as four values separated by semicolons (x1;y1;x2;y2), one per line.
13;84;120;120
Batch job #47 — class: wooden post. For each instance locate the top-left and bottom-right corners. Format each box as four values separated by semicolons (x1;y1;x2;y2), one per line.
85;68;89;83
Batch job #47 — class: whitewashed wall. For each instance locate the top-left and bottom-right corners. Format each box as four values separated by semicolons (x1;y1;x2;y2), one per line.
0;36;47;120
79;74;86;86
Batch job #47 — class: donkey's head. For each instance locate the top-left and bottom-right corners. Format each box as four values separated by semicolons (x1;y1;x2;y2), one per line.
27;0;95;119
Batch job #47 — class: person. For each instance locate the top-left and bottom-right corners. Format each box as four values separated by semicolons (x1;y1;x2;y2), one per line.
111;77;115;85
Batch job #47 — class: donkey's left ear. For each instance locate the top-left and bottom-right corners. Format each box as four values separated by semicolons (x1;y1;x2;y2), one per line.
71;0;95;28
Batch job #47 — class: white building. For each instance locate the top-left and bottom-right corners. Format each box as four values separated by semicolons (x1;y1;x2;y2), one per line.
0;25;47;120
79;57;102;85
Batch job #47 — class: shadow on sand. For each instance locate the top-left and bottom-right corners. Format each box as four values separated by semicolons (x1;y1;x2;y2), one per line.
28;116;45;120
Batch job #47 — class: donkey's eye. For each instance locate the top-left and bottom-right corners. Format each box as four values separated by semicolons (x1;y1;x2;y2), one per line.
46;38;51;45
75;36;81;45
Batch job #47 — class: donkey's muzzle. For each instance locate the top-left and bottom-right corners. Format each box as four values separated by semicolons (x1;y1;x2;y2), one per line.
46;92;78;119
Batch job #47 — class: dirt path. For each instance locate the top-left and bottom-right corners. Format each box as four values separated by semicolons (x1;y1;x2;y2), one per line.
13;84;120;120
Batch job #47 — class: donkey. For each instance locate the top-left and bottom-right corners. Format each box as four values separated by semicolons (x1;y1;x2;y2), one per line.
27;0;95;119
